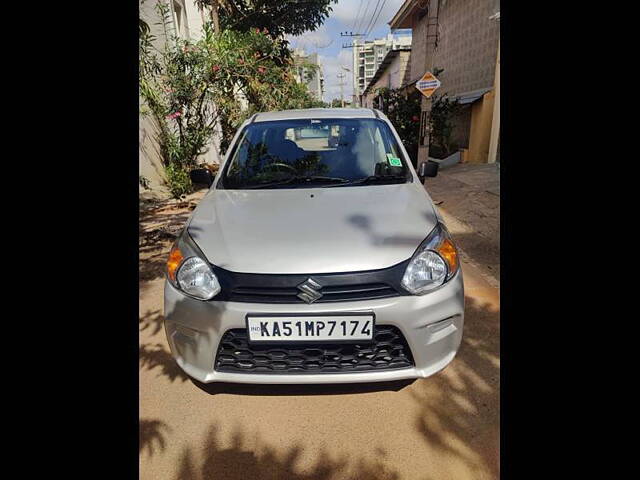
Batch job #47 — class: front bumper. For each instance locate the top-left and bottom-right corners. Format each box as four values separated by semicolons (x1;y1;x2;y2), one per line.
163;270;464;384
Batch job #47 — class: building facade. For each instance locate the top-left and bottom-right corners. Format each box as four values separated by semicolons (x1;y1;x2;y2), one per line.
361;47;411;109
351;34;412;106
292;49;325;103
390;0;500;164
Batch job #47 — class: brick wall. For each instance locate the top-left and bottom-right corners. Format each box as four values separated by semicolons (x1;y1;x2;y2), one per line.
435;0;500;96
405;0;499;94
409;9;429;84
401;0;499;163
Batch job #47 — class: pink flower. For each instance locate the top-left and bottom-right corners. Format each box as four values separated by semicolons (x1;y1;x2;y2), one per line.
258;66;266;74
412;115;419;122
167;111;182;119
238;59;244;65
212;65;220;72
263;28;269;34
255;28;261;34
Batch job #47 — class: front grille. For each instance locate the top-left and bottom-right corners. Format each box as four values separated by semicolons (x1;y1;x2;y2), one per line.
230;283;398;303
211;260;410;304
214;325;414;374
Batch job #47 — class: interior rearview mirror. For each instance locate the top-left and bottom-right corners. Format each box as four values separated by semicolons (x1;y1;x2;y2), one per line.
190;168;214;188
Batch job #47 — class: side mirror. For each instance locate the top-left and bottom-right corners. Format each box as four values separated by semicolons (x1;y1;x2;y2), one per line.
418;161;439;182
190;168;214;188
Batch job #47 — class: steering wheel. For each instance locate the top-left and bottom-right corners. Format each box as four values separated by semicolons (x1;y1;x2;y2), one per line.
261;159;297;174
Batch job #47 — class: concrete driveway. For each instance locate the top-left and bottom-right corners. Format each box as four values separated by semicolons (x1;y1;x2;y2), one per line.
427;163;499;287
139;193;500;480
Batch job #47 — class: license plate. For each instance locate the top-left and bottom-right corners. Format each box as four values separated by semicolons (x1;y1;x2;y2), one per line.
246;314;374;343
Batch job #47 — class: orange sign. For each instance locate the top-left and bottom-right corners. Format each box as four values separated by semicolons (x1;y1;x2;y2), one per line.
416;71;441;98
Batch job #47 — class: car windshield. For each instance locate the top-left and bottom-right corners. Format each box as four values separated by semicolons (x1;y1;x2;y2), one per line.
219;118;411;189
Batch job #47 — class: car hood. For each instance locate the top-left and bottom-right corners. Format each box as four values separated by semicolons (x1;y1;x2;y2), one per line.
188;183;439;274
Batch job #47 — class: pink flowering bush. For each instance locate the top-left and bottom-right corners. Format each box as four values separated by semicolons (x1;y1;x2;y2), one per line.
140;2;321;197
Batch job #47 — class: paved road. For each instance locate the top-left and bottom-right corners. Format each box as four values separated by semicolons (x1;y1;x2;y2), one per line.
427;163;500;287
139;195;500;480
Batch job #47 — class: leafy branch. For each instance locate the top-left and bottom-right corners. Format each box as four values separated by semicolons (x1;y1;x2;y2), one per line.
139;1;322;198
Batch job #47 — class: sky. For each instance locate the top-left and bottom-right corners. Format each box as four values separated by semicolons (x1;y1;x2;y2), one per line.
286;0;412;103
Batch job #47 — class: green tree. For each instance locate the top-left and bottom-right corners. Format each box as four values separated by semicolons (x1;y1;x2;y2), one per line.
139;1;321;198
373;87;422;166
197;0;338;37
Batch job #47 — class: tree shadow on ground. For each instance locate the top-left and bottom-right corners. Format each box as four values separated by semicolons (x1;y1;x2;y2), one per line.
410;294;500;479
173;423;400;480
139;196;200;286
139;249;170;284
444;231;500;284
140;309;165;336
140;418;172;457
139;343;191;383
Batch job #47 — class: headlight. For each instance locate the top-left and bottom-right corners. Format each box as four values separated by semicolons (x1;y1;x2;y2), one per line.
401;223;459;295
176;257;220;299
166;230;221;300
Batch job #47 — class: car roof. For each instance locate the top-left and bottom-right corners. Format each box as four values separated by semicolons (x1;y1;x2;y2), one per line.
252;108;379;123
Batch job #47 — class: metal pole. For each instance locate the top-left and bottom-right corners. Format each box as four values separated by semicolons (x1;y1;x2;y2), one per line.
340;66;351;108
418;0;439;169
337;72;346;107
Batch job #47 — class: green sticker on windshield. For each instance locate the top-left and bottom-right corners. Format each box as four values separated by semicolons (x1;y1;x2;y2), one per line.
387;153;402;167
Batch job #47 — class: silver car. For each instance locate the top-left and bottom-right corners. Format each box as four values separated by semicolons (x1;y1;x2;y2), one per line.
164;108;464;384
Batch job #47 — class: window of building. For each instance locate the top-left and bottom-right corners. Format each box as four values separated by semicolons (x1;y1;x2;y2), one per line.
172;0;189;39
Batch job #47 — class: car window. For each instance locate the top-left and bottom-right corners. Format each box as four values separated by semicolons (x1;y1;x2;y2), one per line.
221;118;411;189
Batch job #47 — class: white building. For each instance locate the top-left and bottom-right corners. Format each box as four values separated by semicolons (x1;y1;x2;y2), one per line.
351;34;412;106
360;46;412;108
292;48;325;103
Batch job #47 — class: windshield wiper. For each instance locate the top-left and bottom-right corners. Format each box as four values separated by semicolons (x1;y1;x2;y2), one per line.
245;175;350;189
339;174;409;186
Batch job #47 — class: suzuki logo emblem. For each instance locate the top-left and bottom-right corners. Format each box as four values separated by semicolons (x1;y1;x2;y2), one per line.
296;278;323;304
